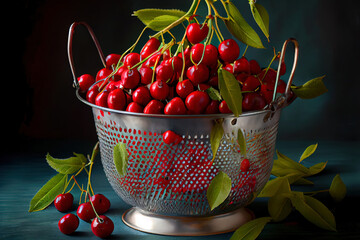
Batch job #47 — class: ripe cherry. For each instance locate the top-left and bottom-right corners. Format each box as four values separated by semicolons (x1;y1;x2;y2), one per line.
163;130;182;145
166;56;183;74
126;102;144;113
77;202;96;222
240;158;250;172
208;75;219;87
140;37;161;60
236;72;249;84
90;194;111;215
132;86;151;106
86;86;100;104
205;100;220;114
121;68;140;89
164;97;187;115
58;213;79;235
156;63;174;81
143;52;161;68
96;68;112;82
242;75;261;91
54;193;74;212
77;74;95;93
123;52;140;68
185;91;210;114
223;64;234;73
176;79;194;98
95;91;109;108
138;66;153;85
218;39;240;63
186;64;209;85
114;65;127;81
242;92;267;111
107;88;126;110
144;100;164;114
105;81;118;92
105;53;121;69
260;84;274;104
219;100;232;113
198;83;210;91
150;80;170;100
233;57;250;74
190;44;218;67
249;60;261;75
91;215;114;239
186;23;209;44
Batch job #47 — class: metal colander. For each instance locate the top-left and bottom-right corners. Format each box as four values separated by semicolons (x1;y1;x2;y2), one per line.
68;22;299;235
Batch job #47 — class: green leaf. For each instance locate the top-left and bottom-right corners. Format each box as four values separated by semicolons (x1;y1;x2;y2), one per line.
46;153;86;174
307;161;327;176
249;1;270;41
299;143;318;162
258;176;291;198
206;87;222;101
329;174;347;202
237;129;247;156
218;68;243;117
210;120;224;161
291;76;328;99
113;142;128;177
290;193;337;231
29;173;67;212
271;164;306;178
147;15;180;31
268;193;293;222
275;150;310;175
292;177;314;186
207;171;232;210
133;8;186;28
230;217;271;240
223;1;264;49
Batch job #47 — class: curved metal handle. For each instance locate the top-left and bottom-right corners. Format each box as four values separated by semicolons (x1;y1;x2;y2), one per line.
67;21;106;88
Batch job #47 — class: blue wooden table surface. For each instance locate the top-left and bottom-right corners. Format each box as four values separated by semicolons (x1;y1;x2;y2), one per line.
1;140;359;239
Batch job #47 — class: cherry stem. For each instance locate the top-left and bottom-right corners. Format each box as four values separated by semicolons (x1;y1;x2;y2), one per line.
242;45;249;57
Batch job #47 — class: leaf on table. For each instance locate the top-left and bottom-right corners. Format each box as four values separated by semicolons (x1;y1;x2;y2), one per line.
230;216;271;240
132;8;186;27
237;129;247;156
291;76;328;99
46;153;86;174
271;164;306;178
307;161;327;176
207;171;232;210
210;120;224;161
329;174;347;202
29;173;67;212
292;177;314;186
249;1;270;41
290;193;337;231
258;176;291;198
268;192;293;222
113;142;129;177
299;143;318;162
218;68;243;117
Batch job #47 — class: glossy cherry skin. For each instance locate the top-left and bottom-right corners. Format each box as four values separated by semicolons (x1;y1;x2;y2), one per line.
95;91;109;108
77;74;95;93
208;75;219;87
186;23;209;44
249;60;261;75
219;100;232;113
190;44;218;67
58;213;79;235
96;68;112;81
176;79;194;99
185;91;210;114
223;64;233;73
132;86;151;106
86;86;100;104
126;102;144;113
204;100;220;114
163;130;182;145
242;75;261;91
233;57;250;74
236;72;249;84
186;64;209;85
156;63;174;81
121;68;140;89
107;88;126;110
105;81;118;92
165;56;183;74
123;52;140;68
90;194;111;215
218;39;240;63
143;100;164;114
138;66;153;85
242;92;267;111
91;215;114;238
140;37;161;60
150;80;170;101
164;97;187;115
77;202;96;222
54;193;74;212
240;158;250;172
105;53;121;69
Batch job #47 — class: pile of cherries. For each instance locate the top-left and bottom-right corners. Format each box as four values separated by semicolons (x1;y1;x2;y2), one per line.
77;22;288;115
55;192;114;238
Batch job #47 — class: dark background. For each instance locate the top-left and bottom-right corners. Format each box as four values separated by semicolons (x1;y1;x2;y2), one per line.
4;0;360;157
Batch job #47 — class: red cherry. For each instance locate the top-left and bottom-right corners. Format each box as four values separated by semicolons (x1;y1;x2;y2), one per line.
242;75;261;91
138;66;153;85
132;86;151;106
164;97;187;115
236;72;249;84
125;92;132;105
143;52;161;68
77;74;95;93
126;102;144;113
58;213;79;235
218;39;240;63
95;91;109;108
105;53;121;69
91;215;114;238
186;64;209;85
186;23;209;44
86;87;100;104
176;79;194;99
208;75;219;87
242;92;267;111
185;91;210;114
198;83;210;91
150;80;170;100
123;52;140;68
205;100;220;114
163;130;182;145
219;100;232;113
77;202;96;222
143;100;164;114
177;46;192;69
105;81;118;92
279;62;286;76
166;56;183;74
223;64;234;73
249;60;261;75
260;84;274;104
54;193;73;212
190;44;219;67
107;88;126;110
121;68;140;89
96;68;112;81
233;57;250;74
90;194;111;215
140;37;161;60
155;63;174;81
114;65;128;81
240;158;250;172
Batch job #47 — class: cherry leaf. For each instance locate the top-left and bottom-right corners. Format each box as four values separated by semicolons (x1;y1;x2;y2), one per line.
113;142;128;177
299;143;318;162
329;174;347;202
249;1;270;41
275;150;310;175
291;75;328;99
258;176;291;198
237;129;247;156
132;8;186;26
206;87;222;101
46;153;86;175
230;217;271;240
210;120;224;161
268;193;293;222
29;173;67;212
307;161;327;176
147;15;181;31
207;171;232;210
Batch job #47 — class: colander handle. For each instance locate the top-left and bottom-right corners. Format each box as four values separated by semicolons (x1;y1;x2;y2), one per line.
272;38;299;109
67;21;106;88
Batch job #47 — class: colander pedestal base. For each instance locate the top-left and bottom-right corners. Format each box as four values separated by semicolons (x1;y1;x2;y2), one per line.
122;207;254;236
